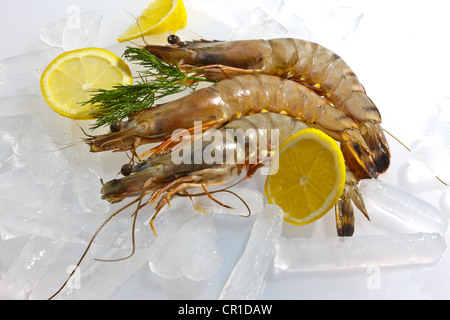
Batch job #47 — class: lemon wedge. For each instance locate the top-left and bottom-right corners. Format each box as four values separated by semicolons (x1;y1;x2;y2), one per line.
40;47;133;120
118;0;187;43
265;128;346;226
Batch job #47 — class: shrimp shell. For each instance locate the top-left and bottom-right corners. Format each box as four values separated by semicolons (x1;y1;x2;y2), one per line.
87;74;377;179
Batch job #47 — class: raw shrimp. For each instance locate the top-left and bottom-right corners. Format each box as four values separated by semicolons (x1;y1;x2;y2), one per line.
86;74;378;180
146;38;390;175
100;112;367;235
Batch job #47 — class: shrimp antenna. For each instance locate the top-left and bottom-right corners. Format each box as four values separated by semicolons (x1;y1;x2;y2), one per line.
220;189;251;218
383;128;411;152
38;140;86;153
119;9;151;48
94;185;152;263
72;120;94;138
48;197;140;300
201;185;234;209
95;205;139;263
383;128;448;186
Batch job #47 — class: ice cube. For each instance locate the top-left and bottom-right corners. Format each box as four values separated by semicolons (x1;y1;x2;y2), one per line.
32;243;152;300
0;113;71;199
70;122;109;215
0;95;72;144
410;114;450;183
0;95;42;117
440;186;450;216
288;5;363;48
188;0;288;40
0;47;64;84
276;13;314;41
255;0;285;15
359;179;447;235
192;187;264;216
0;235;65;299
274;233;446;272
40;10;103;51
227;7;288;40
219;204;284;300
0;234;31;275
149;198;222;281
324;7;363;41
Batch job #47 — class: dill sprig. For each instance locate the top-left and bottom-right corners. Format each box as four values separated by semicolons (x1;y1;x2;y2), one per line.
86;47;216;129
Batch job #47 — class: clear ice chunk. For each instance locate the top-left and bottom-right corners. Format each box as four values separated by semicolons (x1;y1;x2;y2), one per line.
0;95;42;117
39;10;103;51
30;242;152;300
227;7;287;40
276;13;313;41
149;198;222;281
219;204;284;300
274;233;446;272
192;187;264;216
286;5;363;48
324;7;363;41
410;112;450;184
0;94;72;147
0;47;64;96
188;0;287;41
441;186;450;215
0;114;71;197
359;179;447;235
437;96;450;122
0;235;65;299
70;122;109;215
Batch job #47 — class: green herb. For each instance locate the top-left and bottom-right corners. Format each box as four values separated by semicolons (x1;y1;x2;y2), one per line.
86;47;216;129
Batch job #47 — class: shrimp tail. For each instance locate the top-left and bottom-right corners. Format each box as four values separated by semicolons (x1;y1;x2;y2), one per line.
335;188;355;237
335;166;370;237
360;121;390;174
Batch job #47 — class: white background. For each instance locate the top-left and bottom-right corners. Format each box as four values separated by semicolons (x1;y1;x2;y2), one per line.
1;0;450;299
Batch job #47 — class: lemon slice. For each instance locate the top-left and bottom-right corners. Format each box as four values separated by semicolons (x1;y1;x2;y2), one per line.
40;48;133;120
265;128;346;226
118;0;187;43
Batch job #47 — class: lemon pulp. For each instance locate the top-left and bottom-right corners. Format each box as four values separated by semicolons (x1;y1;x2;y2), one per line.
265;128;346;226
40;47;133;120
118;0;187;42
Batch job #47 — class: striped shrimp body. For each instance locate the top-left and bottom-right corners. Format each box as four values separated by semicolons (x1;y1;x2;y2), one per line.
101;112;366;236
87;75;378;180
146;38;390;175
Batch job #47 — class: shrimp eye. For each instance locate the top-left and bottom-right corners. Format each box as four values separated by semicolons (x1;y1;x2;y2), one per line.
121;163;134;176
110;120;123;133
167;34;180;45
